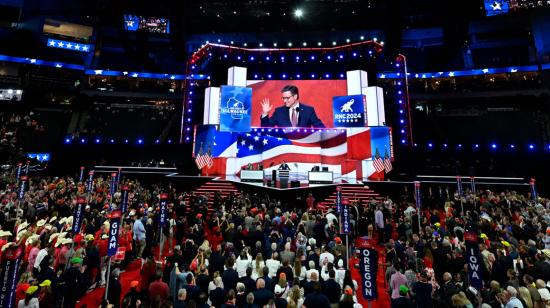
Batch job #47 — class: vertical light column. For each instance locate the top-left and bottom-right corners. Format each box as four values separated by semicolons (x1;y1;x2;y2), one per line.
203;87;220;125
227;66;248;87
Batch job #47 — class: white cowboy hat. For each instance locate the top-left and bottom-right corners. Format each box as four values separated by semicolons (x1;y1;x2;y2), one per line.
0;230;13;237
1;242;15;252
26;234;40;245
36;219;46;227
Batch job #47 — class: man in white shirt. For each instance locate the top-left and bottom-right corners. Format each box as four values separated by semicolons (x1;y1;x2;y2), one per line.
318;246;334;268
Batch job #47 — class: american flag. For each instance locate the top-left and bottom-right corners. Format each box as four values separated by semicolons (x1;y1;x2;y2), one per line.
204;149;214;169
383;148;393;173
199;127;378;178
373;148;385;173
235;129;354;173
195;148;207;170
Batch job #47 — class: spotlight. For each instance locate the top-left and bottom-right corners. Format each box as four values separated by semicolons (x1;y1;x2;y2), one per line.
294;8;304;18
443;144;448;148
64;138;71;144
95;138;100;144
110;139;115;143
137;139;143;144
124;139;129;144
529;144;534;150
168;139;173;144
80;138;86;143
491;143;497;149
510;144;515;149
457;144;462;148
474;144;479;148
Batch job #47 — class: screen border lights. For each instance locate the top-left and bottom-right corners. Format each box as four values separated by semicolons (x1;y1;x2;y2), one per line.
47;39;93;53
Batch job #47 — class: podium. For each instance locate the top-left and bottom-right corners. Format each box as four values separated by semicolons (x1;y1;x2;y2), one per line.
278;170;290;188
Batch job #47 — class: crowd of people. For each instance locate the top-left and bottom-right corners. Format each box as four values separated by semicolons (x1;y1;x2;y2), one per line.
0;166;549;308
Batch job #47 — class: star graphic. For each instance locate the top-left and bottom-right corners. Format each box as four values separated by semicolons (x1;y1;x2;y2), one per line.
277;137;283;141
254;136;260;141
248;145;254;150
241;140;246;146
74;44;81;50
66;43;73;49
58;42;64;47
492;1;502;10
49;40;56;46
263;139;268;145
82;46;89;51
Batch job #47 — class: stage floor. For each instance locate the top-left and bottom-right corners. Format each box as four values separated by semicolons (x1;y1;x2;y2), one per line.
168;172;364;190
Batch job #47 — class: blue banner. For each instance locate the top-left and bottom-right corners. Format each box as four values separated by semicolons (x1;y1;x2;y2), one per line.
332;95;366;127
79;167;85;183
530;178;537;202
414;181;421;211
0;244;23;308
359;247;378;300
219;86;252;132
107;211;122;257
335;186;342;214
109;172;117;197
121;186;129;214
15;163;22;184
159;193;168;227
117;168;122;184
18;175;27;200
87;171;94;193
72;197;86;233
465;232;483;289
340;200;350;235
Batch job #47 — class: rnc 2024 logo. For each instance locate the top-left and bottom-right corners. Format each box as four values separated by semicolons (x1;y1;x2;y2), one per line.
333;95;364;125
221;97;248;120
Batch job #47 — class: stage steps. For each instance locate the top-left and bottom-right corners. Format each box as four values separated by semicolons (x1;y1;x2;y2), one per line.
184;180;240;214
317;184;384;210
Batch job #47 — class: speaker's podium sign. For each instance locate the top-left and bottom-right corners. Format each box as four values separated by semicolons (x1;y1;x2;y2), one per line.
332;95;366;127
219;85;252;132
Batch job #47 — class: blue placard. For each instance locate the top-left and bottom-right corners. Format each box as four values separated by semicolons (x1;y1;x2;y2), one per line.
72;197;86;233
159;193;168;227
332;95;366;127
108;211;122;257
219;86;252;132
484;0;509;16
0;245;23;308
465;232;483;289
341;203;350;234
359;248;378;300
121;187;129;214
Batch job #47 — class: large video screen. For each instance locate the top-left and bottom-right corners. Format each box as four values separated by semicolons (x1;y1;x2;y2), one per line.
247;80;348;128
123;15;170;34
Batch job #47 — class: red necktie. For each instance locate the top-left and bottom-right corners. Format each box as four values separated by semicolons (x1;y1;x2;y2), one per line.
291;108;298;127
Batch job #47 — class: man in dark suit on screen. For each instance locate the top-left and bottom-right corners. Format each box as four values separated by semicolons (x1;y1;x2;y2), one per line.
260;85;325;128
